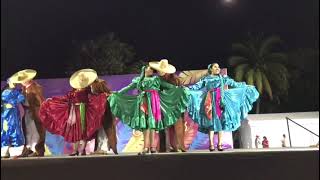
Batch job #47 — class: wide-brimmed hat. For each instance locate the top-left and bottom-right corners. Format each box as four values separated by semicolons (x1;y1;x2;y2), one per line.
149;59;176;74
9;69;37;83
69;69;97;89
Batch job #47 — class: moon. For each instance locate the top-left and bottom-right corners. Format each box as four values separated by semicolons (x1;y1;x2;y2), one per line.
222;0;236;7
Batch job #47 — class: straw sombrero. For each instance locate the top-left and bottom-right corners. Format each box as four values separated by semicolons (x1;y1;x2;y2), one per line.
9;69;37;84
149;59;176;74
69;69;97;89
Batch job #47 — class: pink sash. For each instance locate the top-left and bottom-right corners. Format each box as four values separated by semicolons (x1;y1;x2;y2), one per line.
143;90;162;122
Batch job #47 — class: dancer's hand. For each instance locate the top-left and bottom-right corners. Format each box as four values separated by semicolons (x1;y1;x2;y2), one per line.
5;104;13;108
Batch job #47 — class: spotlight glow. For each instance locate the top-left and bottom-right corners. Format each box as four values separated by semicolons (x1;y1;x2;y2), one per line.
222;0;236;7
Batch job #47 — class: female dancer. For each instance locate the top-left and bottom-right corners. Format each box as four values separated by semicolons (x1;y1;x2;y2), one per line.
108;63;189;154
187;63;259;151
1;78;25;158
39;69;107;156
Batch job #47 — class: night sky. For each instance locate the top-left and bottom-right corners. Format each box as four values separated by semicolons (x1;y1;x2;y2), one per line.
1;0;319;79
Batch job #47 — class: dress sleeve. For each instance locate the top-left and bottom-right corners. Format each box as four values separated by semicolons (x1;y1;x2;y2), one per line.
16;91;25;104
1;90;10;103
159;78;176;89
188;77;206;90
50;90;72;103
5;90;24;106
118;79;138;94
224;76;246;88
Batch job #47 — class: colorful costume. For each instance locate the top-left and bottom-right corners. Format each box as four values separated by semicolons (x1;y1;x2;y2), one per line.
91;79;118;154
1;88;25;148
21;80;46;156
108;76;189;131
159;74;186;152
188;74;259;133
39;88;107;142
6;69;46;156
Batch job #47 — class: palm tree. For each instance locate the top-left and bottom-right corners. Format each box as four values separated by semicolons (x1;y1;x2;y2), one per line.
66;32;136;75
228;35;289;113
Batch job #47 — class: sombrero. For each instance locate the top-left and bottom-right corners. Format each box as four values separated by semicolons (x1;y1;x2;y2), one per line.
69;69;97;89
149;59;176;74
9;69;37;84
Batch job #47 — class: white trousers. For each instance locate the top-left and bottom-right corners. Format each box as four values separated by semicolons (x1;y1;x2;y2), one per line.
24;110;40;152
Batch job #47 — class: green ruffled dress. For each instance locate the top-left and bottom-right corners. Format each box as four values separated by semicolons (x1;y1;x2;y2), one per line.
108;76;189;131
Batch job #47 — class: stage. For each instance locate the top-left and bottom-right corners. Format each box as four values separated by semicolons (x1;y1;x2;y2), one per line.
1;148;319;180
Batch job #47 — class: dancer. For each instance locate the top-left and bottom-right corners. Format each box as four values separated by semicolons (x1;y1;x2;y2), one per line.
9;69;46;157
1;78;25;158
90;79;118;155
151;59;186;152
39;69;107;156
187;63;259;151
108;63;189;155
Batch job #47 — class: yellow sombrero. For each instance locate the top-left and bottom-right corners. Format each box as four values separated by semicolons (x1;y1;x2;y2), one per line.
9;69;37;84
149;59;176;74
69;69;97;89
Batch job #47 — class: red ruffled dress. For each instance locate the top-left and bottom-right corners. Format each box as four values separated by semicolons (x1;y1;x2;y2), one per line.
39;88;107;142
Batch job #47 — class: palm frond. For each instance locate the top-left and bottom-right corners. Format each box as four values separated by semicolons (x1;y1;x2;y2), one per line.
228;56;249;66
246;68;255;85
259;36;283;57
266;62;289;76
244;40;261;64
231;43;251;56
262;72;273;100
255;69;263;94
234;64;249;81
264;53;288;64
265;63;290;93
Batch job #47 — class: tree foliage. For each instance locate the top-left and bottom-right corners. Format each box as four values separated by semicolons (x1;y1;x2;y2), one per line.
66;33;138;75
228;34;290;113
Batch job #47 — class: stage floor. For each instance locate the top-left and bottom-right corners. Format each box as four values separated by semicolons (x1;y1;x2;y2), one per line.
1;147;318;160
2;148;319;180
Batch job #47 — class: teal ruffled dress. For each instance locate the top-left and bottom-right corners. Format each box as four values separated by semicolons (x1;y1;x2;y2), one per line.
108;76;189;131
187;75;259;133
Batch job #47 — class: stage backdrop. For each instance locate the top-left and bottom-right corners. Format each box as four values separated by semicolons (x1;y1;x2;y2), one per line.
1;70;234;155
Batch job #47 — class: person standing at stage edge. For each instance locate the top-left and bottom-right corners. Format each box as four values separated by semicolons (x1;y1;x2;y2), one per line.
262;136;269;148
10;69;46;157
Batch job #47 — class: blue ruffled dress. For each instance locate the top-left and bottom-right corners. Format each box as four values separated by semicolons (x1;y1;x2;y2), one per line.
1;88;25;147
187;75;259;133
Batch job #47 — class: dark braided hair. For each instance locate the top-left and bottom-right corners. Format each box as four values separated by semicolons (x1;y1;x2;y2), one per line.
137;65;147;90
